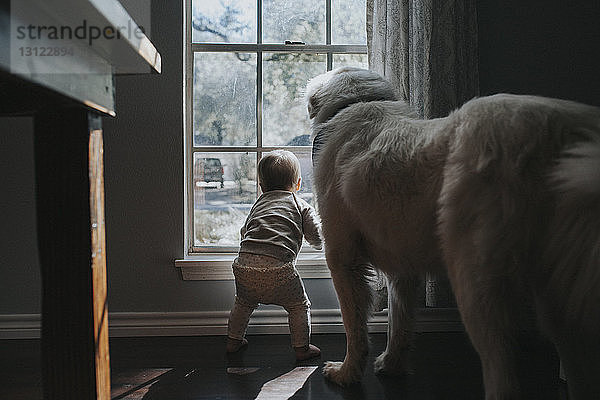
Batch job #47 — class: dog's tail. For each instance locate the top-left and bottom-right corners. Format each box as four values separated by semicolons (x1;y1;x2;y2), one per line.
552;134;600;201
543;134;600;336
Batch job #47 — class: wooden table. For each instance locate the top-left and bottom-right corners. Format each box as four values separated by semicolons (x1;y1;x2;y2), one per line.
0;1;160;398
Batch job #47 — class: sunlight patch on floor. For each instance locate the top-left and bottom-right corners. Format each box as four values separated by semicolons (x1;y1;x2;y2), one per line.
254;366;318;400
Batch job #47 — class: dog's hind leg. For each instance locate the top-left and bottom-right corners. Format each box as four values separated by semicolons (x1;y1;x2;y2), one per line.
373;272;418;376
321;228;373;385
555;337;600;399
448;259;521;400
441;214;521;397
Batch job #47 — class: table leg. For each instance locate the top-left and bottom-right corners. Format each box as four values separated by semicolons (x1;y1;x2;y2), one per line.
34;109;110;400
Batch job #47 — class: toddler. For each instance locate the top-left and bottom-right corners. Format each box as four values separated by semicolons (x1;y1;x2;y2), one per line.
226;150;323;361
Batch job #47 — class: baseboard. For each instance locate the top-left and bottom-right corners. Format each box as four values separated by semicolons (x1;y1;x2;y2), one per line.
0;314;41;339
0;308;462;339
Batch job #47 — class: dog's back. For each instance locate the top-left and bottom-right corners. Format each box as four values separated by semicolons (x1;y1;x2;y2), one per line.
439;93;600;398
441;94;600;320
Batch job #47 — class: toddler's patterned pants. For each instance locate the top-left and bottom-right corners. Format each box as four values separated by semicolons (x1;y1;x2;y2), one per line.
227;254;311;348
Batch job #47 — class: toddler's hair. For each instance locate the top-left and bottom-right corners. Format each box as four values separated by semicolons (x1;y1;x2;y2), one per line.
258;150;301;192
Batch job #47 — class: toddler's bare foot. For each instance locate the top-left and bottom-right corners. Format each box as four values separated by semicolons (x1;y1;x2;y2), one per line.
295;344;321;361
226;337;248;353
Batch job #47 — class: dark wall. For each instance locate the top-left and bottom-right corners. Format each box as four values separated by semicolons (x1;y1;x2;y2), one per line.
0;116;41;313
477;1;600;105
101;0;185;311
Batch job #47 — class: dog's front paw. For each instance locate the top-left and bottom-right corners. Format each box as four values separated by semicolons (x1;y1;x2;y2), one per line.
322;361;363;386
373;351;410;376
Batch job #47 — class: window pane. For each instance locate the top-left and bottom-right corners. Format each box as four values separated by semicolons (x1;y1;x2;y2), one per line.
193;152;257;247
262;0;325;44
262;53;326;146
293;151;316;207
333;53;368;70
192;0;256;43
332;0;367;44
193;52;257;146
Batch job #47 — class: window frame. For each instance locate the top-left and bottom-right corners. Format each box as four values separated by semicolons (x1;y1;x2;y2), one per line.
183;0;366;263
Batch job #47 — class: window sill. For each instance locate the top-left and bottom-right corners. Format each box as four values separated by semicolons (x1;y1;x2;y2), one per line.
175;252;330;280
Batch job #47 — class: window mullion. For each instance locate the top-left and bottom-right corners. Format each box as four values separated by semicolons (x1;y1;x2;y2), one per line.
326;0;332;70
257;0;262;45
191;43;366;53
257;53;262;151
257;0;263;198
185;0;194;254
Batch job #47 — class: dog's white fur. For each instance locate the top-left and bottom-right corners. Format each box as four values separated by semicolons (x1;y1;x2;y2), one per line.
307;67;600;399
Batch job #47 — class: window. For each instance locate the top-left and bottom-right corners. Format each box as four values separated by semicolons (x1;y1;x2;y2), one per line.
184;0;367;256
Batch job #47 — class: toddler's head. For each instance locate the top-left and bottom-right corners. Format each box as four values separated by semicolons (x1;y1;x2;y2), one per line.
258;150;301;192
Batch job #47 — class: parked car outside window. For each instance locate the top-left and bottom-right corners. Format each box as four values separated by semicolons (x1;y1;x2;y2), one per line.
195;157;224;188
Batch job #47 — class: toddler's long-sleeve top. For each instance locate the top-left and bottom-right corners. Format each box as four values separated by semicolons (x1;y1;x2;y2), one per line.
239;190;323;261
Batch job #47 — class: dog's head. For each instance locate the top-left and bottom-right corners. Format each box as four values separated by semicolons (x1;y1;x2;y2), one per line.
305;67;398;125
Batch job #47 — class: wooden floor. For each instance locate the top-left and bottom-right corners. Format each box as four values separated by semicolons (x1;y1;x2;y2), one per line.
1;332;565;399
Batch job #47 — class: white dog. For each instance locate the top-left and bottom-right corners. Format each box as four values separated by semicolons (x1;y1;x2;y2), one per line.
306;67;600;399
